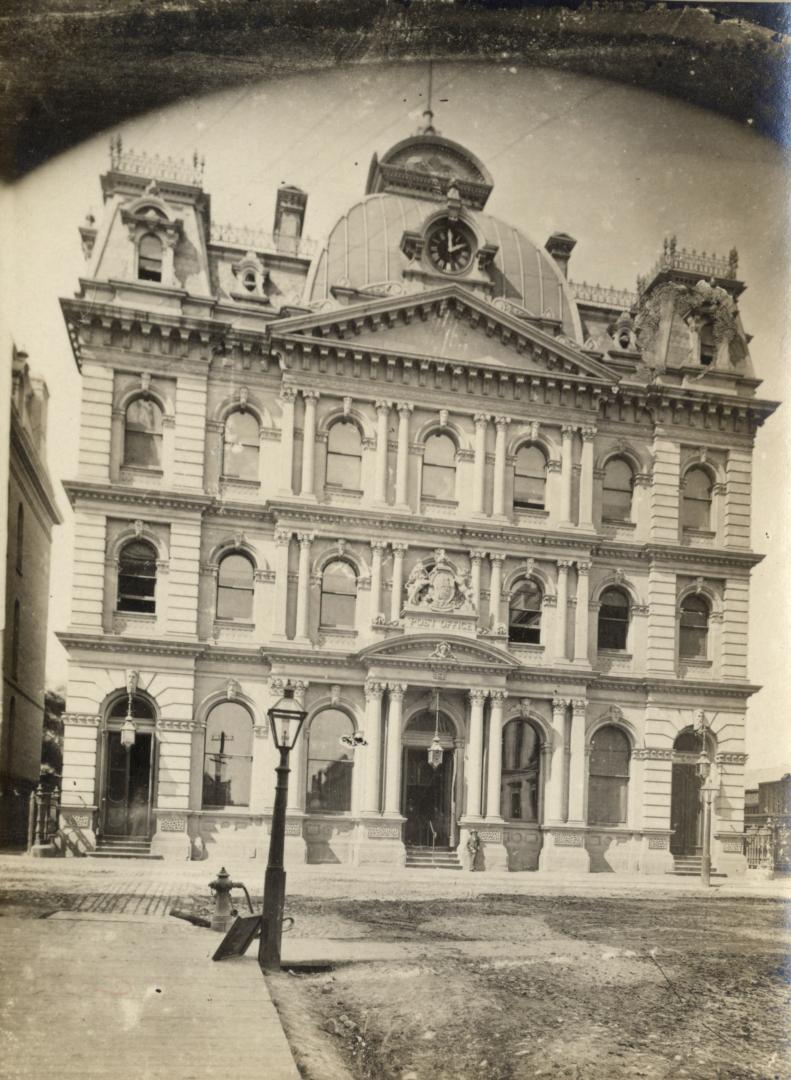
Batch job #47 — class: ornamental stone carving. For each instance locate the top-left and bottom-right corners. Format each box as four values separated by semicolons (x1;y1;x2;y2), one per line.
404;554;475;613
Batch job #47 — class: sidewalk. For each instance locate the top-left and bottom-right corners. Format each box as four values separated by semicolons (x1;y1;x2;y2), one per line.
0;912;300;1080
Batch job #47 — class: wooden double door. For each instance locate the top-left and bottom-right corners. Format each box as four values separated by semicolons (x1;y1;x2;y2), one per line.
402;747;455;847
670;762;702;855
102;731;155;837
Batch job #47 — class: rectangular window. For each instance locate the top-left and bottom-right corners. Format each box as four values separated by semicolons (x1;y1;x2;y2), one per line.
682;499;710;531
201;754;252;808
306;759;353;812
224;445;259;480
602;489;632;521
679;625;707;659
588;776;628;825
217;586;253;621
514;475;545;509
320;593;356;628
124;430;162;469
422;464;456;500
326;453;361;489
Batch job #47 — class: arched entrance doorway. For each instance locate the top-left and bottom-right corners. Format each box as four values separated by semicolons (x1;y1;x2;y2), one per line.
402;709;458;848
100;695;157;838
670;728;714;856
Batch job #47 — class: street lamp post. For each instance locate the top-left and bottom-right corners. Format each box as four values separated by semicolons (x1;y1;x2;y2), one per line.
695;735;717;889
259;686;307;974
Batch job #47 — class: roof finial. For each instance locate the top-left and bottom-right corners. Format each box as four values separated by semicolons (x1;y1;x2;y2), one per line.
420;60;436;135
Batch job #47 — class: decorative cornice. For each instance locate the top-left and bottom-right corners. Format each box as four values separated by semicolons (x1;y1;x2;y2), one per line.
62;713;102;727
63;480;213;515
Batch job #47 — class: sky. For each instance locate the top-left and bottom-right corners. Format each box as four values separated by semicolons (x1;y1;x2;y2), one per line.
2;60;788;774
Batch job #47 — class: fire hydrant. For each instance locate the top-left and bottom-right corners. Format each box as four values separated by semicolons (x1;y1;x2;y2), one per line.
208;867;243;933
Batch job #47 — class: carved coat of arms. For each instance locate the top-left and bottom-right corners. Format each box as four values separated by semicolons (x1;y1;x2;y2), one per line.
405;555;474;613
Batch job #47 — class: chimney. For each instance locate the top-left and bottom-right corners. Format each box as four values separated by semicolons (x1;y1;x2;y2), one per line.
273;185;308;254
545;232;577;278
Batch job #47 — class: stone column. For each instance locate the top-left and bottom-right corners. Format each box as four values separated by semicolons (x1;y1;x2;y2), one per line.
384;683;406;815
295;532;313;640
272;528;291;638
390;543;407;621
369;540;386;624
472;413;489;514
578;425;596;530
492;415;511;517
567;698;588;824
278;387;296;495
362;680;385;814
395;403;413;507
374;400;391;504
573;560;591;664
545;697;567;824
300;390;319;497
560;424;575;526
465;689;487;819
555;560;571;661
485;690;508;820
489;552;505;631
469;550;485;624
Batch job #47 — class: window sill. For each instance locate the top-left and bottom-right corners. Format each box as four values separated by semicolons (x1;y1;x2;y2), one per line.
214;619;255;630
514;507;549;519
318;626;358;636
114;609;156;621
421;496;459;508
678;658;713;668
682;528;716;540
508;641;544;652
325;484;364;497
305;809;355;818
120;466;164;479
602;517;636;529
196;807;257;816
598;649;632;659
220;476;260;488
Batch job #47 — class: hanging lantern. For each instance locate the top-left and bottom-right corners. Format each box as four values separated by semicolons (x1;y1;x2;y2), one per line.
120;688;137;750
428;690;444;770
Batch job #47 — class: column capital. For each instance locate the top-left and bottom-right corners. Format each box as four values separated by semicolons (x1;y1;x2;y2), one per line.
375;399;392;414
297;531;315;547
302;389;320;403
469;549;487;564
561;424;575;438
387;682;408;699
571;698;587;715
474;412;491;428
557;559;573;573
580;425;598;441
370;539;388;553
396;401;414;416
469;688;488;705
274;528;292;547
489;551;506;565
391;542;408;556
364;679;385;701
577;560;592;575
490;689;509;705
552;697;568;718
494;414;512;429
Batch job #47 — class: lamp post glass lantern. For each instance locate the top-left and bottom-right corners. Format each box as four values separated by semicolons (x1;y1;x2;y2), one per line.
259;687;307;973
120;689;137;750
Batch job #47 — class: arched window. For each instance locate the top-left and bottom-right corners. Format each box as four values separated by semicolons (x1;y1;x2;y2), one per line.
699;323;716;367
138;233;163;282
679;595;710;659
108;694;155;722
217;553;254;620
306;709;354;813
422;433;456;500
602;458;634;522
326;420;362;490
681;468;713;530
508;581;542;644
202;702;253;809
500;719;541;822
11;600;20;679
320;560;357;628
514;445;547;510
588;725;630;825
597;587;630;651
15;504;23;574
117;540;157;614
223;411;260;481
124;397;163;469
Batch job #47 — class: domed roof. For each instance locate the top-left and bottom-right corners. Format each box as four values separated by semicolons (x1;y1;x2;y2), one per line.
306;193;582;342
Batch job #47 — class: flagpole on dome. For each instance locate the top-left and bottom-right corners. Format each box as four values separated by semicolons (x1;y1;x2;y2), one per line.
419;60;436;136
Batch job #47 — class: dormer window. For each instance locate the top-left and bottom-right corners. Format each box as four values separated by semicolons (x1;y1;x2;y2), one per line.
138;233;163;282
242;270;257;293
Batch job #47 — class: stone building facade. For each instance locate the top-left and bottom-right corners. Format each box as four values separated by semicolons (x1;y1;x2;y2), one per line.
1;346;62;846
56;127;777;871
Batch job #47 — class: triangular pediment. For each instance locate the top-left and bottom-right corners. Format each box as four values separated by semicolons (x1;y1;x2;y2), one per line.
357;633;519;671
271;284;616;383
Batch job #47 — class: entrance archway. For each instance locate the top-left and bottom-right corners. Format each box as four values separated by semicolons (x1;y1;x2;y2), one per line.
100;696;157;838
402;709;458;848
670;728;714;856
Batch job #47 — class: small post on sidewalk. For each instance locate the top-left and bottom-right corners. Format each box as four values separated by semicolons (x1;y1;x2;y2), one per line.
258;687;306;974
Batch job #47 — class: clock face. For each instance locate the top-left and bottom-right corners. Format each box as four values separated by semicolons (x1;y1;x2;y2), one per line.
426;221;474;274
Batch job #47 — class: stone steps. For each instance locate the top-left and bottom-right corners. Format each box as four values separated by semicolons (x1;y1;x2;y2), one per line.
88;837;163;861
667;855;727;878
405;846;463;870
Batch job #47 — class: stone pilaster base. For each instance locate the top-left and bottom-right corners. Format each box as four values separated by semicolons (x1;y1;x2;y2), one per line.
283;815;307;867
458;819;508;871
151;811;191;860
58;805;98;856
353;817;405;866
639;831;675;874
714;833;747;877
30;843;57;858
538;826;591;873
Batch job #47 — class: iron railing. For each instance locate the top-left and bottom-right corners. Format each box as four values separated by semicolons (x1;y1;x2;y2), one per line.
744;819;791;872
27;786;59;849
210;223;316;258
